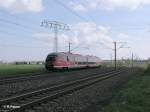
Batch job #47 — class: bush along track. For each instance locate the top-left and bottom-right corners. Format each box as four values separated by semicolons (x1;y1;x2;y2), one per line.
104;67;150;112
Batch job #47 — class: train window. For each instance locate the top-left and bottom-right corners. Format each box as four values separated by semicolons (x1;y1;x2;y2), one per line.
46;55;57;62
75;62;78;64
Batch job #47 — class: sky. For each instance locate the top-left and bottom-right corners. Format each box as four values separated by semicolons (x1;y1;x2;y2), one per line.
0;0;150;62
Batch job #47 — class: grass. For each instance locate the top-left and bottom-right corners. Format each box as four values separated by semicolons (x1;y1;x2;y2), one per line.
0;64;46;77
104;68;150;112
0;64;102;77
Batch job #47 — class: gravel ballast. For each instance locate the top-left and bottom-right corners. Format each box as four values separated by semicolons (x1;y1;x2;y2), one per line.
24;68;138;112
0;67;112;99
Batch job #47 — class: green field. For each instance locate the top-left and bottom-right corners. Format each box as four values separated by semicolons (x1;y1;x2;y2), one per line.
104;67;150;112
0;64;46;77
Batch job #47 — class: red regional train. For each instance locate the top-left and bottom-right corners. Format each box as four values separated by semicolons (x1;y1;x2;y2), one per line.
45;52;102;70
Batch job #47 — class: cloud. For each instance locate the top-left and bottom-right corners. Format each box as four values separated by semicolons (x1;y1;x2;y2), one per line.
33;32;71;51
33;22;136;59
117;33;130;41
33;22;114;52
71;22;113;48
69;1;87;12
69;0;150;12
0;0;44;13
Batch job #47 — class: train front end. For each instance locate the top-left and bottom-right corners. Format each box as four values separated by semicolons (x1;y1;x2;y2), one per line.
45;53;57;70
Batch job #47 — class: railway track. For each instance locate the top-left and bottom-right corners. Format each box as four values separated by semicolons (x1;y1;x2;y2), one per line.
0;67;113;85
0;71;49;80
0;69;126;112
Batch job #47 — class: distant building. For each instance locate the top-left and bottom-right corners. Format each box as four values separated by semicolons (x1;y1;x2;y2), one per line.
0;60;7;64
14;61;44;65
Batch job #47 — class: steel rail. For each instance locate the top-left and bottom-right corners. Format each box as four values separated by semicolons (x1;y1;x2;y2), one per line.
0;69;126;112
0;67;113;85
0;72;50;85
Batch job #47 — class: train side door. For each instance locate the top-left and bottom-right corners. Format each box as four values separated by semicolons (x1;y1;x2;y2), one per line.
67;56;69;62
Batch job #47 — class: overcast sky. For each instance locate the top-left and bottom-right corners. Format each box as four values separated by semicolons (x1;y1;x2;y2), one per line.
0;0;150;62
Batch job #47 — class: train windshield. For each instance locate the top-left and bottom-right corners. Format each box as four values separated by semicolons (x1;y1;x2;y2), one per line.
46;55;57;62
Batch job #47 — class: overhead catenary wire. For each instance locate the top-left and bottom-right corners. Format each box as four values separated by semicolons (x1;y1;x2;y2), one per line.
0;11;50;36
53;0;149;30
0;10;44;25
0;29;35;39
53;0;90;22
0;28;49;46
53;0;111;52
0;30;19;37
0;18;53;46
70;0;96;22
0;30;50;43
0;1;135;52
0;44;52;49
0;18;33;31
0;18;47;33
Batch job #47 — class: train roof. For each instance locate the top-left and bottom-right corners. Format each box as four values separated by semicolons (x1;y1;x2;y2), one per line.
48;52;79;55
48;52;71;56
48;52;101;59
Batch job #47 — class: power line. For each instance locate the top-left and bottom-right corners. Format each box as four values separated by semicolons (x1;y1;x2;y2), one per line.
0;44;52;49
54;0;149;30
0;11;43;24
0;29;35;39
52;1;150;31
0;18;32;30
70;0;96;22
0;30;33;39
0;30;19;37
53;0;89;22
0;30;49;43
98;42;114;50
0;11;45;31
113;41;130;69
0;18;45;33
41;20;70;52
0;18;52;42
